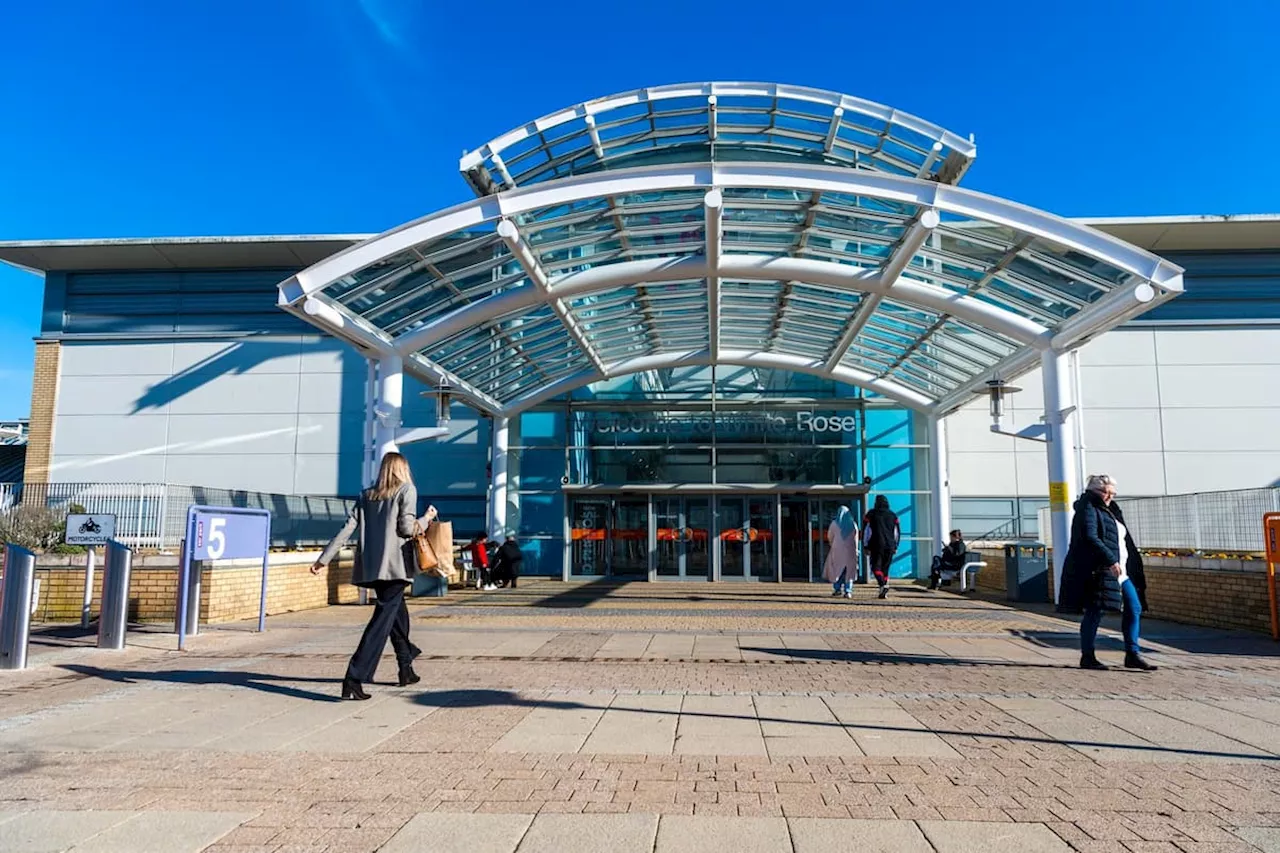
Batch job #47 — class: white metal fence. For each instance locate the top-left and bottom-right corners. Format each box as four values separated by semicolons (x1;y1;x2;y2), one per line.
1037;487;1280;554
0;482;356;550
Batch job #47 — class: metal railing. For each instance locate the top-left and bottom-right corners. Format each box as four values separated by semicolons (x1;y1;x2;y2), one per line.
0;482;355;550
1037;487;1280;554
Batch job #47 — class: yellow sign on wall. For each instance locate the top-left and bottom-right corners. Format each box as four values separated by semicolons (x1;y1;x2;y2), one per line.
1048;481;1070;509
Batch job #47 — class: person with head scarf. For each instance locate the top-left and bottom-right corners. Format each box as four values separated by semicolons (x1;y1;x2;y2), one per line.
1059;474;1155;671
862;495;900;599
821;505;859;598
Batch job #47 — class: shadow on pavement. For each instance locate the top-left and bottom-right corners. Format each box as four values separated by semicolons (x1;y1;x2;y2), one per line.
410;688;1278;762
58;664;342;703
738;646;1068;668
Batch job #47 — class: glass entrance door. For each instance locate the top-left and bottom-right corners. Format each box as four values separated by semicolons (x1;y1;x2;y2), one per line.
718;498;747;578
571;499;609;577
612;499;649;577
655;497;712;579
780;499;810;581
716;496;776;580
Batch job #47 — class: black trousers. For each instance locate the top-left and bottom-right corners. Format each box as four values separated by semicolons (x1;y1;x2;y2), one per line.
869;549;894;586
346;580;417;683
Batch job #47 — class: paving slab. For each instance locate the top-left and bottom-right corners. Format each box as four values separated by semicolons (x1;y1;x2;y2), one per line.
517;813;658;852
917;820;1073;852
1064;698;1273;762
654;815;793;853
381;812;534;853
0;811;135;853
1233;825;1280;851
789;818;932;853
67;810;253;852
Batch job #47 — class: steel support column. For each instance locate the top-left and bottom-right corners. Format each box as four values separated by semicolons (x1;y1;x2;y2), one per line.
489;416;510;537
928;414;952;570
1042;349;1079;605
375;354;404;462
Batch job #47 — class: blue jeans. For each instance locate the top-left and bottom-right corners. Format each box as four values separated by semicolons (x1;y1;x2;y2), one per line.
1081;578;1142;656
832;568;851;594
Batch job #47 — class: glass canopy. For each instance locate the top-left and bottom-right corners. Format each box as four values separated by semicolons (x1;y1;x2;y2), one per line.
280;86;1183;418
460;82;978;195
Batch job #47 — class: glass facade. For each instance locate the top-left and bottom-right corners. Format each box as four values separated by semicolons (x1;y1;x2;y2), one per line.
506;368;928;580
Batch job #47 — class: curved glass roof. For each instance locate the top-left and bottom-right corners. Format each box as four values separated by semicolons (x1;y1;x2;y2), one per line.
459;82;978;196
280;155;1183;418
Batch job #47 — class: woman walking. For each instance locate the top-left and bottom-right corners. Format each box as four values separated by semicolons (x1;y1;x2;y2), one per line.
822;505;859;598
1060;474;1156;671
312;452;436;699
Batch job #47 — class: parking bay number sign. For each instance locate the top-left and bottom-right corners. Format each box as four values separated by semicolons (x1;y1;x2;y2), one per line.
192;510;270;561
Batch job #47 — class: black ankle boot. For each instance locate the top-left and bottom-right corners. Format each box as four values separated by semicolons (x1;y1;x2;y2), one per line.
341;676;371;700
1124;653;1157;671
1080;654;1108;671
397;666;421;687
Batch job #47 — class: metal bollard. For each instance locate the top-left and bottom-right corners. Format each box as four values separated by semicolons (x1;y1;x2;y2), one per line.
1;544;37;670
173;557;200;637
98;540;133;650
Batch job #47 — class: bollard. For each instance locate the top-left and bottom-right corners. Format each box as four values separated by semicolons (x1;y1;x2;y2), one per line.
1;544;37;670
81;546;96;629
173;557;200;638
98;540;132;650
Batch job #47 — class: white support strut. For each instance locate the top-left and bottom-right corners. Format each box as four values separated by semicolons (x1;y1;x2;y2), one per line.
704;190;723;361
496;218;608;378
824;208;940;373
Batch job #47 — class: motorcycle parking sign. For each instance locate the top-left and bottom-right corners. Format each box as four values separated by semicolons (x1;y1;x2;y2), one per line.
65;513;116;546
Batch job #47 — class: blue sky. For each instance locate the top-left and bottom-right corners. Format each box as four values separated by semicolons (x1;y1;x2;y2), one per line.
0;0;1277;418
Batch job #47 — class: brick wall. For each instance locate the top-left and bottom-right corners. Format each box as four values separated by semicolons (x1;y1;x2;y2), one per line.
972;547;1270;634
23;340;61;484
16;549;359;624
1143;562;1271;634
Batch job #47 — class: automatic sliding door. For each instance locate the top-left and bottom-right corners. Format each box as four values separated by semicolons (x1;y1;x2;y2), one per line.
748;498;776;581
655;498;680;577
718;498;746;578
571;499;609;577
685;498;710;578
780;499;809;581
611;499;649;577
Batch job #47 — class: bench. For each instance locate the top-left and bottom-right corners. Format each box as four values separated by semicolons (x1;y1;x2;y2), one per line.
937;550;987;593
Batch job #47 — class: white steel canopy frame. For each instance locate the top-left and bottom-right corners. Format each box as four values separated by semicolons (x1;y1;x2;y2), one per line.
279;161;1183;418
459;81;979;194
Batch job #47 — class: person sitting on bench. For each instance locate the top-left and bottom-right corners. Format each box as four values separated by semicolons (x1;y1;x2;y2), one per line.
929;529;967;589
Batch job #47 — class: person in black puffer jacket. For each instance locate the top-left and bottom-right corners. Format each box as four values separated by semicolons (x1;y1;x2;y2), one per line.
1058;474;1155;672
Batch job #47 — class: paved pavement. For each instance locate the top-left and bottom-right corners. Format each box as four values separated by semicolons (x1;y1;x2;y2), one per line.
4;580;1280;851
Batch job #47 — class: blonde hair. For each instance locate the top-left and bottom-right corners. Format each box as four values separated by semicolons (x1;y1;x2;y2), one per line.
1085;474;1117;495
369;452;412;500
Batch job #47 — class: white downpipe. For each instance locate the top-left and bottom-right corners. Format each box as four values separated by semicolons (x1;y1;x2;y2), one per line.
375;354;403;462
490;416;510;538
928;415;951;565
1042;349;1079;605
1070;349;1088;489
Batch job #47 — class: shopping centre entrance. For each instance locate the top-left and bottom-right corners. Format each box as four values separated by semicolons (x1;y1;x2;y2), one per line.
277;81;1185;596
568;491;867;582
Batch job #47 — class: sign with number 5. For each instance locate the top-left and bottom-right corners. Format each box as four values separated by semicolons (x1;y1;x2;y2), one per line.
192;511;267;561
180;505;273;651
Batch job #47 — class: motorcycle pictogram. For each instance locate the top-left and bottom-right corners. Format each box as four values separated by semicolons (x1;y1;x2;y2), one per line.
78;518;102;535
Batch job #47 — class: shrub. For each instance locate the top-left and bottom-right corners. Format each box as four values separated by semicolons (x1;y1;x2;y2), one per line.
0;505;69;552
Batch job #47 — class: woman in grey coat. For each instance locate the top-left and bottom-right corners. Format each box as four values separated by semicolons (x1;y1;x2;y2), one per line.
312;452;436;700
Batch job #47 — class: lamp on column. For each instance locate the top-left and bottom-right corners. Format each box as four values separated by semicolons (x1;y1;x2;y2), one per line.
975;378;1047;443
435;380;453;428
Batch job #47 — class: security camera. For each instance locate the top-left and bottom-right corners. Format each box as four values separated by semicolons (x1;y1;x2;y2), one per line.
560;475;570;486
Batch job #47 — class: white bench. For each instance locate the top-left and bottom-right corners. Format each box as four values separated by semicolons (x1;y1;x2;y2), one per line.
937;550;987;593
